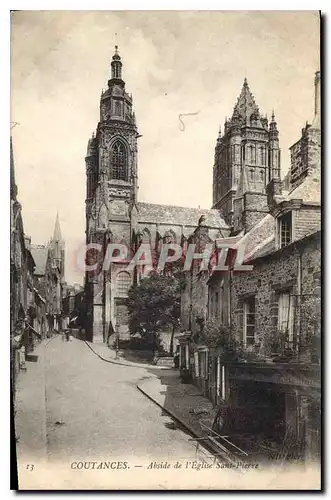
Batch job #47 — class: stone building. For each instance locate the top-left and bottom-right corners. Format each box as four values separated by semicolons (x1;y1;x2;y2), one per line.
84;47;228;343
31;214;65;333
10;138;42;389
62;283;85;329
184;71;321;462
180;78;284;338
213;78;281;229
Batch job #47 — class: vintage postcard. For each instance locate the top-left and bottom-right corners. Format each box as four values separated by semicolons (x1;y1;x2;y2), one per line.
11;10;321;490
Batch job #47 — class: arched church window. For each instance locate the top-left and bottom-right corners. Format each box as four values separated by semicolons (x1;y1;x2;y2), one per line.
116;271;131;298
260;170;264;182
250;169;254;181
249;145;254;164
260;147;265;165
142;228;151;244
164;230;176;244
110;141;128;181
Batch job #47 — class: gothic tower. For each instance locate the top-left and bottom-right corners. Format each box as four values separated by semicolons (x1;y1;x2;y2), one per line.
49;212;65;280
85;46;140;342
212;79;281;232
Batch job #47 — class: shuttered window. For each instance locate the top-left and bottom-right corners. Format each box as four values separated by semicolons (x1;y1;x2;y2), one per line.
243;297;255;346
278;291;294;342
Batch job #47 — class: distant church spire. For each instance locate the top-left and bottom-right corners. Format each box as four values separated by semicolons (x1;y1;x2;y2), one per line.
53;211;63;243
50;212;65;279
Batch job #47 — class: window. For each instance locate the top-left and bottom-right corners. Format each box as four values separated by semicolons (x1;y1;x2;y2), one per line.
249;145;254;164
164;230;176;244
215;292;219;318
243;297;255;346
260;147;265;165
278;291;294;342
279;212;292;248
111;141;128;181
116;271;131;298
260;170;264;182
114;101;121;117
220;283;225;324
199;351;208;379
209;292;214;318
113;64;121;78
250;168;254;181
142;228;151;244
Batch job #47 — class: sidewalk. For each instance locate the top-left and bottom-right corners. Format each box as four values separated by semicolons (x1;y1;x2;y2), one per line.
86;340;217;442
14;337;53;465
84;340;170;370
137;372;216;441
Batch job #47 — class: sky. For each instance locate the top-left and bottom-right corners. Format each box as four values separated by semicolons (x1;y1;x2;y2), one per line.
10;10;320;285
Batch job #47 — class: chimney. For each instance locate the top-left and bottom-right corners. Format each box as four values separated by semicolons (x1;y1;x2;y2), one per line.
312;70;320;129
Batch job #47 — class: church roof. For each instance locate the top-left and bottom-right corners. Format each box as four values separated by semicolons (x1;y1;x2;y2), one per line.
136;202;229;229
31;246;48;276
233;214;275;261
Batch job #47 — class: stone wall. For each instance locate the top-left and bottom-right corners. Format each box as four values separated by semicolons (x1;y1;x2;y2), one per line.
293;207;321;241
230;231;321;352
243;192;269;231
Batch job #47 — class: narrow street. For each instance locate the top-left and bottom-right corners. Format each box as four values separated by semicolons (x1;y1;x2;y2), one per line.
43;336;198;463
16;337;317;490
15;336;227;489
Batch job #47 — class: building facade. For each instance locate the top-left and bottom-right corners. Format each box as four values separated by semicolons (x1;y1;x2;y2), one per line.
85;47;229;342
212;78;281;229
31;214;65;333
179;71;321;462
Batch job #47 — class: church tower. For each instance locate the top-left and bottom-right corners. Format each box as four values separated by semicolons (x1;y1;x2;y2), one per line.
85;46;140;342
212;79;281;232
49;212;65;280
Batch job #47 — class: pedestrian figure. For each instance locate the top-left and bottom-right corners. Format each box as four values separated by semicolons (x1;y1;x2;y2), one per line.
107;321;115;348
65;330;70;342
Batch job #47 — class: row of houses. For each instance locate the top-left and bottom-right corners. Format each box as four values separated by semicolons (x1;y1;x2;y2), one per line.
10;136;66;394
177;72;321;462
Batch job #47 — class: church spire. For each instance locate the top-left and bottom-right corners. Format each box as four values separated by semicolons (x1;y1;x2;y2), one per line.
53;211;63;244
233;78;260;125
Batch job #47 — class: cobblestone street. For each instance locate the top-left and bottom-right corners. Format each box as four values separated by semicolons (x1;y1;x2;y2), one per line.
15;335;220;489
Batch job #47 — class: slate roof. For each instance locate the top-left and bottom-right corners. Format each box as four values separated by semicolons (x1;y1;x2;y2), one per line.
247;235;275;261
31;246;48;275
233;214;275;261
286;167;320;204
136;202;229;229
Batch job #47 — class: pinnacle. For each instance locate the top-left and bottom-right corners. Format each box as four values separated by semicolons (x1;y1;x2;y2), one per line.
53;212;63;243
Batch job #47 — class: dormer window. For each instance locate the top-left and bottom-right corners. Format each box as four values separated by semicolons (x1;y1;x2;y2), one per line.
279;212;292;248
